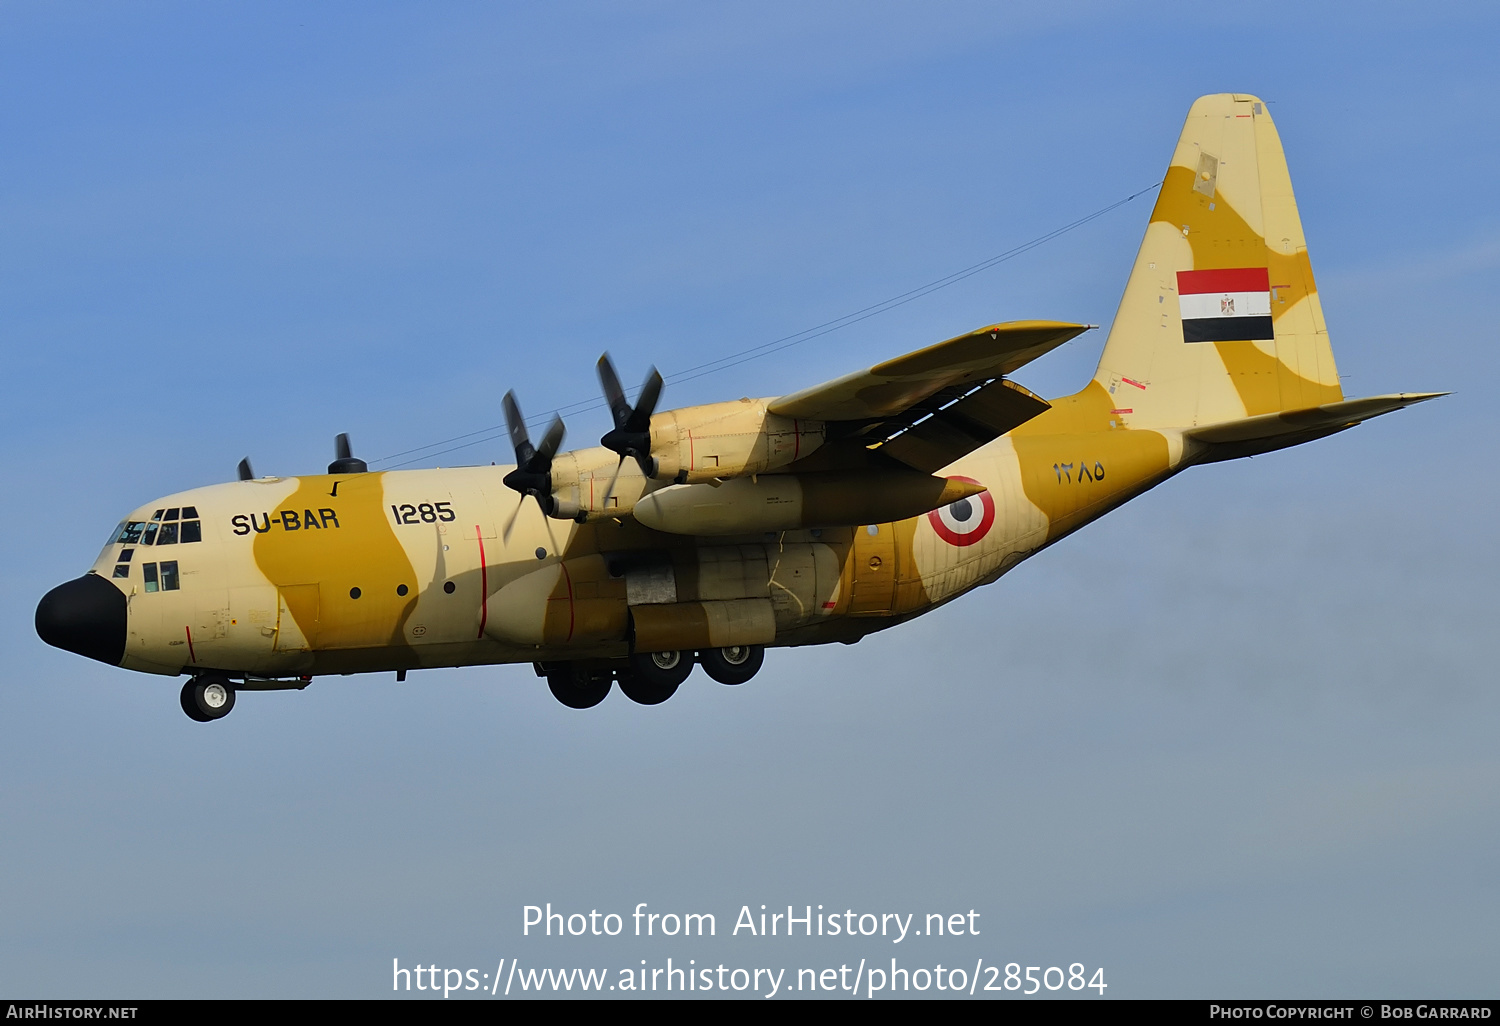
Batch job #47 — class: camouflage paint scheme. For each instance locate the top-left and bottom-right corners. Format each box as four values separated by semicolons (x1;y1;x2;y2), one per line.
77;95;1440;685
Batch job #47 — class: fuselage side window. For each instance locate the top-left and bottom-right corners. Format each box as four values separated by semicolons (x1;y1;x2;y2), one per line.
160;561;180;591
143;563;159;592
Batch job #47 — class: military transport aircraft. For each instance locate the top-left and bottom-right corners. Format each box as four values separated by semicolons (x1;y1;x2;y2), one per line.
37;94;1442;721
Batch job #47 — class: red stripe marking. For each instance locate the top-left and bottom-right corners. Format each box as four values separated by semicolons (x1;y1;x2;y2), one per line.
1111;408;1133;415
1176;267;1270;294
475;526;488;639
1122;377;1146;390
184;625;196;663
822;601;836;609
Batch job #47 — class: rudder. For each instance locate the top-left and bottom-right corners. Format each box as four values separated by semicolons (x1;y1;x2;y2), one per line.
1094;93;1343;430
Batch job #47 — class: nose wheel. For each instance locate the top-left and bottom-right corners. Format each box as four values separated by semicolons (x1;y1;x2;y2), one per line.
180;675;236;722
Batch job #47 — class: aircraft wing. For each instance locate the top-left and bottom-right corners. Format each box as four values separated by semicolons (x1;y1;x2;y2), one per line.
770;320;1089;474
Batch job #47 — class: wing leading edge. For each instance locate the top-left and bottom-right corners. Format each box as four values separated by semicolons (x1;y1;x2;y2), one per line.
770;320;1090;474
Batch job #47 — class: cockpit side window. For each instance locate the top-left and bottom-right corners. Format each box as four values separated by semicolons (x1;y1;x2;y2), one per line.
142;523;159;546
115;522;146;545
180;507;202;543
156;522;179;545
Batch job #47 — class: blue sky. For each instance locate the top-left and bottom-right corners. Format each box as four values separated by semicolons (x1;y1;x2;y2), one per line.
3;2;1496;998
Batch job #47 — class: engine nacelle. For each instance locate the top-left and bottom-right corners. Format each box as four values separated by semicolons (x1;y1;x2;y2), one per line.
647;399;824;484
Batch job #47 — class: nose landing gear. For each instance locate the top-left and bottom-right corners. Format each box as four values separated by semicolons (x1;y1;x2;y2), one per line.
180;675;236;722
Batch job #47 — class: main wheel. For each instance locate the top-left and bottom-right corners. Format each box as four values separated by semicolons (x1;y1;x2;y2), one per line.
546;665;611;709
617;650;693;705
699;644;764;685
180;675;235;721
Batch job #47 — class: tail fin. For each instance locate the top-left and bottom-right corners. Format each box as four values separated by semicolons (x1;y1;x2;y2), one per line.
1094;93;1343;429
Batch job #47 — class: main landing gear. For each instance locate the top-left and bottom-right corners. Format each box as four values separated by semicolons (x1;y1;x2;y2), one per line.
545;664;613;709
180;674;236;722
538;645;767;709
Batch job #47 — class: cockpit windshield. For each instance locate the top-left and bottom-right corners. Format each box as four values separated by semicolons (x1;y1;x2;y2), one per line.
113;506;202;548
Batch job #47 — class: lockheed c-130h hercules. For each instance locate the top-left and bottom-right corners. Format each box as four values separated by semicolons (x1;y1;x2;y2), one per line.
37;94;1442;721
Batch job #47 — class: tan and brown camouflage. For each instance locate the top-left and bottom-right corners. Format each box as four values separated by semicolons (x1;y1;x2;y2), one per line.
37;94;1442;711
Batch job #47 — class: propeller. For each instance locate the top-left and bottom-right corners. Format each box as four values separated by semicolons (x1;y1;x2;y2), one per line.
500;391;566;541
328;433;368;474
595;354;663;508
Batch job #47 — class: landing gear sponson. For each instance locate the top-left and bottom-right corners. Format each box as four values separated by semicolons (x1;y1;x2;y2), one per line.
536;645;765;709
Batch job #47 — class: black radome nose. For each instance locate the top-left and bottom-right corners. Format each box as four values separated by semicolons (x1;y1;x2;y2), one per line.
36;574;127;666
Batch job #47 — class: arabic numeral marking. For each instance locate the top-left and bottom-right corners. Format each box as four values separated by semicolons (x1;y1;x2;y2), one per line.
1090;967;1106;994
1004;963;1021;990
1069;963;1086;990
1054;461;1105;485
418;503;437;523
983;966;1002;990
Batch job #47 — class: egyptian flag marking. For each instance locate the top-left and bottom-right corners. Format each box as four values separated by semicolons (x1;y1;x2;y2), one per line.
1177;267;1273;343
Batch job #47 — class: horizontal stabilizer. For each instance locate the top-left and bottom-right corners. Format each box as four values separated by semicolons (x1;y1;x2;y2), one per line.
1185;392;1447;461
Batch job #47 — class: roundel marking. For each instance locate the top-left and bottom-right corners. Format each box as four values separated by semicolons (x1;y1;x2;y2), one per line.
928;477;995;547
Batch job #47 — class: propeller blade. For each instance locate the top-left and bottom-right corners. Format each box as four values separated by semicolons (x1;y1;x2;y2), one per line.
502;391;534;466
596;455;626;513
328;432;368;474
597;354;632;430
237;458;254;481
627;367;663;433
536;415;566;463
537;496;563;554
502;493;524;543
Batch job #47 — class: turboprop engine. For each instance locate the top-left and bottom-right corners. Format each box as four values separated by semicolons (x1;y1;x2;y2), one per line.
647;398;826;483
633;469;985;536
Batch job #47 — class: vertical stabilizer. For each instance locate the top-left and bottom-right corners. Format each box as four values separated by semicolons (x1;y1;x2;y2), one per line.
1094;94;1342;429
